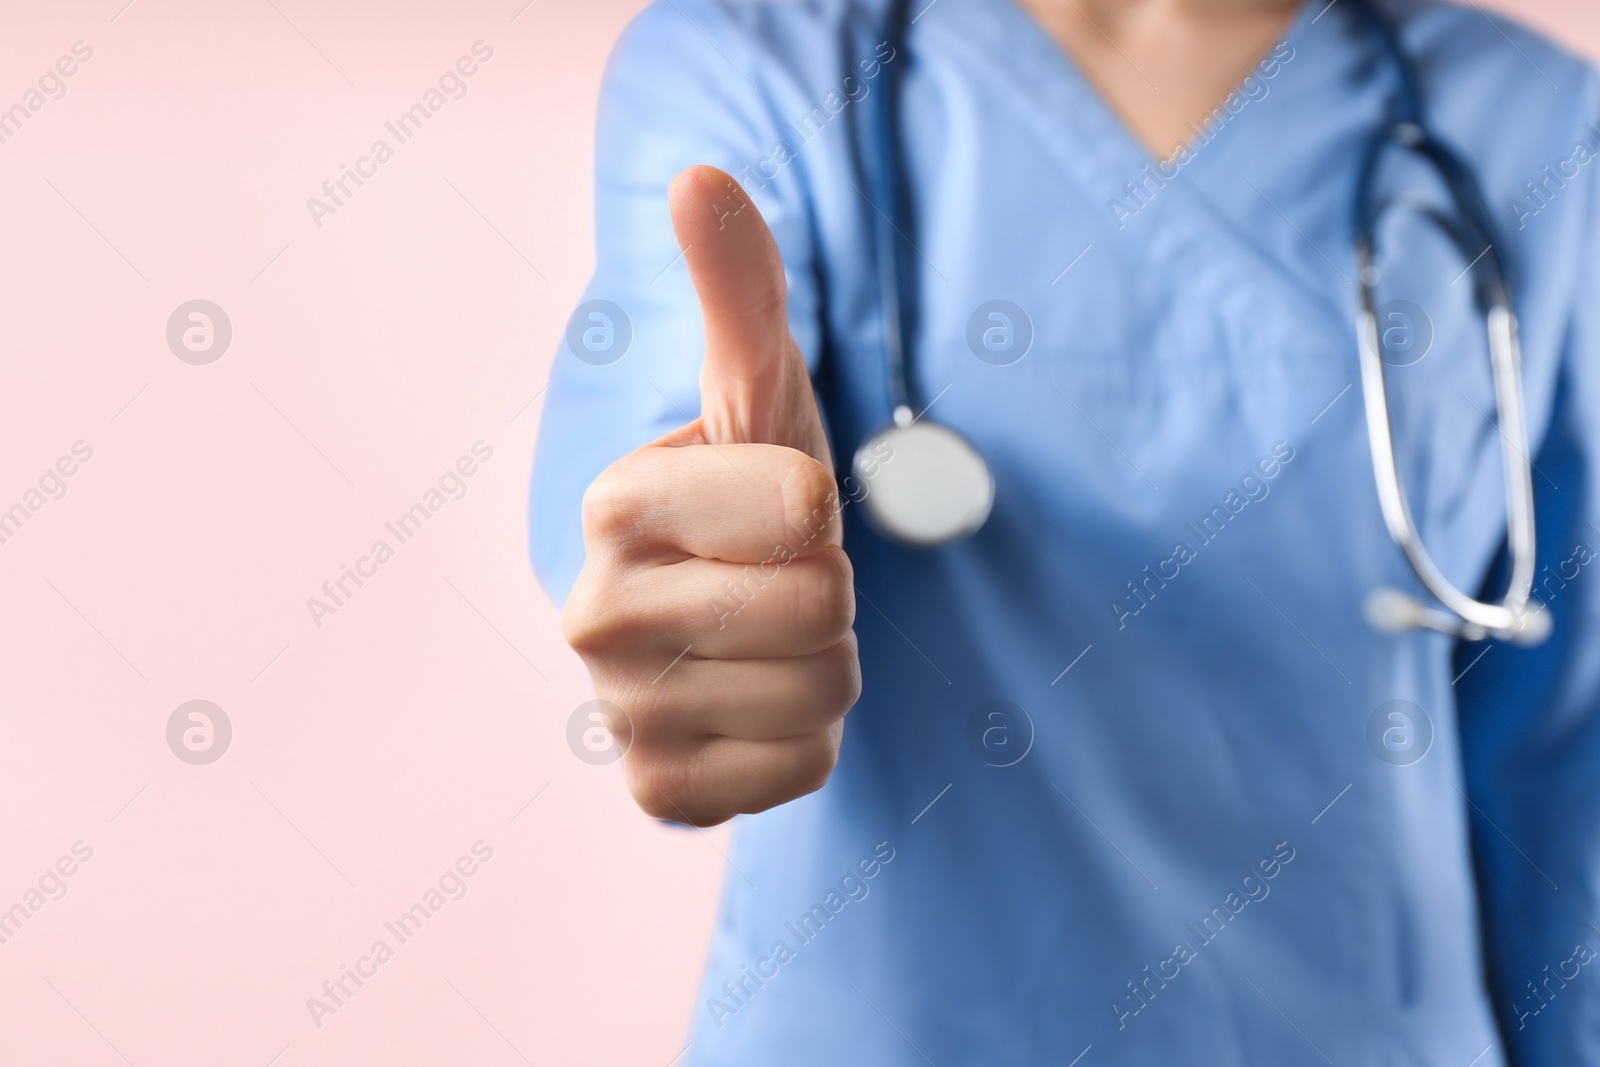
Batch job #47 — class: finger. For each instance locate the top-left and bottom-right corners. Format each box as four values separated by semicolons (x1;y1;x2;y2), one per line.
668;165;831;464
687;547;855;658
629;634;859;743
583;441;842;564
610;547;855;660
668;165;786;392
626;723;844;826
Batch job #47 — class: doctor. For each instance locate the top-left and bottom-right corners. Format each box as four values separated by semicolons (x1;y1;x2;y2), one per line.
532;0;1600;1062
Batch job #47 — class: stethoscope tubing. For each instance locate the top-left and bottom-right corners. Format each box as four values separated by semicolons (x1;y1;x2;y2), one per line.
863;0;1546;642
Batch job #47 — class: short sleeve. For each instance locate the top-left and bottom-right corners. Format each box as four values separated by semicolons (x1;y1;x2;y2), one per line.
529;0;824;604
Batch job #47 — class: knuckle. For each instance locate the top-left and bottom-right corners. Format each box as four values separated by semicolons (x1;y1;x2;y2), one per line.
627;752;722;826
786;731;840;799
623;754;673;818
778;453;840;549
588;688;638;751
794;546;855;644
560;569;622;656
560;575;602;653
747;285;786;328
628;769;684;823
562;566;659;662
821;637;863;715
721;285;786;336
580;461;643;546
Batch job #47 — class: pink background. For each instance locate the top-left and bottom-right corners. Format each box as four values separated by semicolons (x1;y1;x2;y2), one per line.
0;1;1593;1063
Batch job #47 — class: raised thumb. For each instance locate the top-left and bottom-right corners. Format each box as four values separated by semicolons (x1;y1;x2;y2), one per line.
668;165;831;465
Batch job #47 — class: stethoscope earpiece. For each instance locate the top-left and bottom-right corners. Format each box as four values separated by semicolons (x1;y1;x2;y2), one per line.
1363;587;1552;647
1363;587;1429;634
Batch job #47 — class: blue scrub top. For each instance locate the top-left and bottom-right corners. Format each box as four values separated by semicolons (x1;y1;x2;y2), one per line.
532;0;1600;1062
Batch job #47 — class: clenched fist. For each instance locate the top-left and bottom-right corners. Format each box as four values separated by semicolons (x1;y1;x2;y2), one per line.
562;166;861;827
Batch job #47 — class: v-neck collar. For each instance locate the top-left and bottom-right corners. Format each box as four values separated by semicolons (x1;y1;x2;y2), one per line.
960;0;1324;180
919;0;1333;217
921;0;1372;332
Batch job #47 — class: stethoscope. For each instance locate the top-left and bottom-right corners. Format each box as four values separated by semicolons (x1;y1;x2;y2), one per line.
851;0;1550;645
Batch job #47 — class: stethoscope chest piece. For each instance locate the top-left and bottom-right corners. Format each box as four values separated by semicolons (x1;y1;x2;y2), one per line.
853;415;993;547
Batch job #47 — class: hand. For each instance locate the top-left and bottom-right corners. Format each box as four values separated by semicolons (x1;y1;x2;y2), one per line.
562;165;860;827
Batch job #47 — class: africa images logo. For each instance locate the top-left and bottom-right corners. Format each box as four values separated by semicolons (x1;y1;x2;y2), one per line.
1365;700;1432;767
166;700;232;766
305;841;495;1029
1111;840;1297;1030
305;42;495;229
704;841;897;1030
